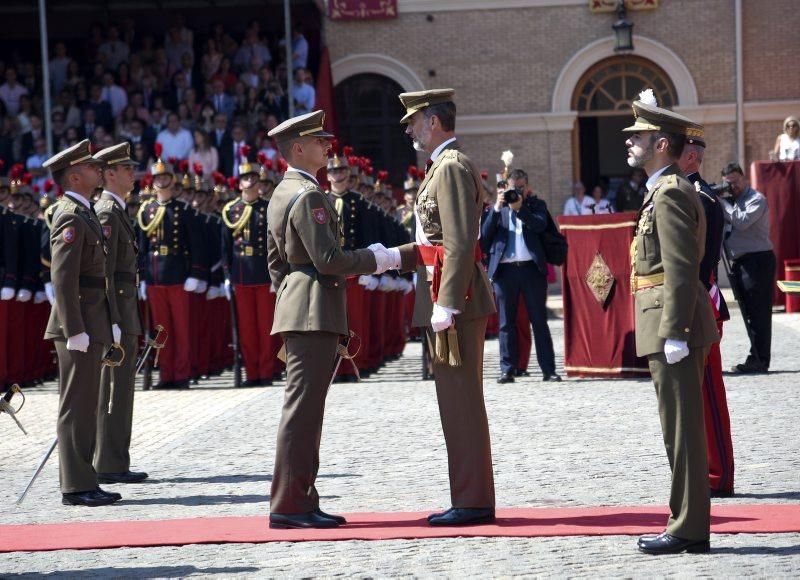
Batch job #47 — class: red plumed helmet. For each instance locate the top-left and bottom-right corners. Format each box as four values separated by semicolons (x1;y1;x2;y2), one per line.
153;143;163;159
212;171;226;185
22;172;32;185
193;163;204;175
342;146;353;157
33;184;41;194
377;170;389;181
44;178;54;193
178;159;189;173
239;144;251;158
257;152;268;165
10;163;25;179
265;158;273;170
347;155;359;167
277;158;288;173
227;176;239;190
167;156;178;166
329;139;339;154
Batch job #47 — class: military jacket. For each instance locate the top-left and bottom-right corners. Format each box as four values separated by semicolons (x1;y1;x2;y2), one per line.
266;171;377;335
96;192;142;336
1;208;23;290
632;165;719;356
221;197;271;285
205;212;225;287
44;194;113;344
137;197;208;286
327;190;373;250
396;141;495;326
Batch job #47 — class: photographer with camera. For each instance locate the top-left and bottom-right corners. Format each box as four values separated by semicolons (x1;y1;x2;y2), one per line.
480;169;560;383
718;162;775;374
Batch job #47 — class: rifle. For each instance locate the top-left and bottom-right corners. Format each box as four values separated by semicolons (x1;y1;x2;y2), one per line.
721;239;762;367
224;270;243;388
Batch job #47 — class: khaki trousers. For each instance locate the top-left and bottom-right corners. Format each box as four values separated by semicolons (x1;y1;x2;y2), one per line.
426;315;495;508
648;345;711;541
270;331;339;514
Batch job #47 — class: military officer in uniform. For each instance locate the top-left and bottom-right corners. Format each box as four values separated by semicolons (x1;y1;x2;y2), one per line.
221;156;278;387
623;93;719;554
265;110;394;529
92;143;148;484
394;89;498;526
42;140;119;506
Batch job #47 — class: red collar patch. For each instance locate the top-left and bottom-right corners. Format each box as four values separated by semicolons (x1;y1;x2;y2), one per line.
312;207;328;225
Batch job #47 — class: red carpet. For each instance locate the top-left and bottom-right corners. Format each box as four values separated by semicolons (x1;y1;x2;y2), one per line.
3;505;800;553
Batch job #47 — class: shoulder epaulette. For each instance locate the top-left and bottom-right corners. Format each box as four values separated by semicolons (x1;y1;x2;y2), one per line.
95;199;115;213
221;198;251;233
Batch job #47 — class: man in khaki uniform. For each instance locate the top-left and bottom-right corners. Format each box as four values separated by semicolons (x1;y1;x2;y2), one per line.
42;140;119;506
92;143;148;485
623;94;719;554
393;89;498;526
265;110;397;529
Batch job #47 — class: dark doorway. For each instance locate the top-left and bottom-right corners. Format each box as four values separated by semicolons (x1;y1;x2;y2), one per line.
335;73;416;197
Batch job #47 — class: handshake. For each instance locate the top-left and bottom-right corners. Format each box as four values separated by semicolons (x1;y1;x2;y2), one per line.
368;243;402;275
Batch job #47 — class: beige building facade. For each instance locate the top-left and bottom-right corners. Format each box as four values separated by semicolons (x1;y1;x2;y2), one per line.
326;0;800;211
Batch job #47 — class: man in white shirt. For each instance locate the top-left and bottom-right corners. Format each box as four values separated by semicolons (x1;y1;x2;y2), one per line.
101;72;128;119
292;69;315;115
156;113;193;161
97;26;130;71
563;181;585;216
0;68;29;116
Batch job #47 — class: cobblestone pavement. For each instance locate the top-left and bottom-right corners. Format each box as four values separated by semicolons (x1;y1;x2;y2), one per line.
2;310;799;577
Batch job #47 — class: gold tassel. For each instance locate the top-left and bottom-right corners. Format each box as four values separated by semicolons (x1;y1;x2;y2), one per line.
447;326;462;367
435;330;448;364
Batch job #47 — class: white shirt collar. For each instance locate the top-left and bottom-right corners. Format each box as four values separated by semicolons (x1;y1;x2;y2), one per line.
287;165;319;185
103;190;127;210
430;137;457;163
645;165;671;192
64;191;91;209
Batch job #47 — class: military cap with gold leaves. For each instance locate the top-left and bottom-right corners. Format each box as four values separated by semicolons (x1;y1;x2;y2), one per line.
267;110;334;142
42;139;103;173
622;89;703;139
398;88;455;124
93;142;138;166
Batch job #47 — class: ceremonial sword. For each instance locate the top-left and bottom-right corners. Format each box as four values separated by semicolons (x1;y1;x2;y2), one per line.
0;384;27;435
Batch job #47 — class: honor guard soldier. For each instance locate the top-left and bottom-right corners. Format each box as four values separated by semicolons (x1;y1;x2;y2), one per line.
137;149;208;389
221;155;280;387
623;91;720;554
92;143;148;484
265;110;393;529
42;140;119;506
393;89;498;526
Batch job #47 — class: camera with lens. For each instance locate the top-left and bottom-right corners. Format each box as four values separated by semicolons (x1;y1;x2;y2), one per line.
502;187;523;206
709;181;733;196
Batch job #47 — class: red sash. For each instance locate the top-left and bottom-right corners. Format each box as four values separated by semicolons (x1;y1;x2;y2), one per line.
416;243;482;302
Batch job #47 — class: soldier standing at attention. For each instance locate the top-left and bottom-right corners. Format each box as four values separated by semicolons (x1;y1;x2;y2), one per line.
92;143;148;485
42;140;119;506
394;89;498;526
623;91;719;554
265;110;396;529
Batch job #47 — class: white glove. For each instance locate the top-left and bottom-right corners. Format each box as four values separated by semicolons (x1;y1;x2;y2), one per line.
269;283;277;294
139;281;147;300
34;291;47;304
223;279;232;300
195;280;208;294
16;289;32;302
112;324;122;343
402;279;414;295
358;275;371;288
664;339;690;365
0;287;14;300
206;285;221;300
378;274;394;292
369;243;401;274
184;277;200;292
45;282;55;305
66;332;90;352
431;303;457;333
365;275;379;291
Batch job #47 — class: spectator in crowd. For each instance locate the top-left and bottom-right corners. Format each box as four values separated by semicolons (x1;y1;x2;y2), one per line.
131;141;153;177
65;60;85;91
211;112;230;150
16;94;33;133
165;26;193;74
0;68;29;116
197;102;216;133
49;42;72;94
156;112;193;161
20;113;45;159
211;57;237;91
291;24;309;69
117;61;133;91
177;102;194;131
188;128;218;177
86;83;114;131
126;118;154;152
563;181;585;216
101;70;129;118
291;68;315;115
202;38;223;81
51;110;67;145
78;107;98;140
116;105;139;140
210;79;236;118
773;116;800;161
55;88;82;128
582;183;613;214
138;34;158;67
26;137;49;190
219;123;251;177
97;25;130;71
720;162;775;374
234;29;271;71
240;57;261;89
615;167;646;212
167;72;190;111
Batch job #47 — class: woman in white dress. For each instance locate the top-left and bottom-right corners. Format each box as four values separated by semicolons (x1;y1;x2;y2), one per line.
581;184;613;214
773;116;800;161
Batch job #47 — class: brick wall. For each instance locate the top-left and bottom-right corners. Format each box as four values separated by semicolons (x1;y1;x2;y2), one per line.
743;0;800;101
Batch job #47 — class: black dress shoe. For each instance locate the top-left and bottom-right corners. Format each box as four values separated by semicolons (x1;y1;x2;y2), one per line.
97;486;122;501
98;471;149;484
543;373;562;382
62;489;118;506
638;532;710;554
428;507;495;526
427;507;454;522
269;511;340;529
710;488;734;498
730;362;767;374
314;508;346;524
497;372;515;384
154;380;174;389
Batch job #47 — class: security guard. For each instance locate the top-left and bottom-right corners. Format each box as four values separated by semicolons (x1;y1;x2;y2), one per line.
92;143;148;484
265;110;389;529
395;89;497;526
221;156;279;387
42;140;118;506
623;93;719;554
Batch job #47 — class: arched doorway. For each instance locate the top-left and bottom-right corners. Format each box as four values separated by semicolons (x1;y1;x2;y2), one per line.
572;56;677;203
335;73;417;197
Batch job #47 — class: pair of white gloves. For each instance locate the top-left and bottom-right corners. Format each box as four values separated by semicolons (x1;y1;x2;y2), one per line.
67;324;122;353
138;278;208;300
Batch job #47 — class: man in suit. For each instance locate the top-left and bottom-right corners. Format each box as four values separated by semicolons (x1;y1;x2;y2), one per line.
624;93;719;554
42;139;119;506
266;110;393;529
211;113;231;152
392;89;497;526
219;124;251;177
210;79;236;120
678;133;735;498
92;143;148;485
481;169;559;383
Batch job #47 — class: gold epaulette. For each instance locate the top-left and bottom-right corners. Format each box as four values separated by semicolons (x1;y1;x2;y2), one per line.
136;200;166;235
221;198;251;235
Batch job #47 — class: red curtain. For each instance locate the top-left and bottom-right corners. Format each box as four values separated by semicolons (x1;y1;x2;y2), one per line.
328;0;398;20
558;212;649;378
750;160;800;306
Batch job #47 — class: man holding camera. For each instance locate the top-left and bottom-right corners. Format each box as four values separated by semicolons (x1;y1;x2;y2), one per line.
480;169;559;384
719;162;775;374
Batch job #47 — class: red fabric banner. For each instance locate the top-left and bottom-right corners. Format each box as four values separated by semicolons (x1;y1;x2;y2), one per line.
328;0;398;20
558;212;649;378
750;160;800;306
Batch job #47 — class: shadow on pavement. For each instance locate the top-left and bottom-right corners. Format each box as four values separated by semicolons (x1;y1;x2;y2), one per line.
3;566;261;578
120;494;268;506
712;545;800;555
727;491;800;500
151;473;358;484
